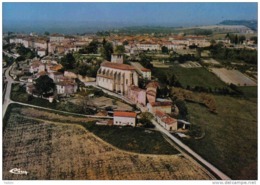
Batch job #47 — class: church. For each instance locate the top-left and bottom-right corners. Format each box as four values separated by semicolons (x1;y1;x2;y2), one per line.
96;54;139;95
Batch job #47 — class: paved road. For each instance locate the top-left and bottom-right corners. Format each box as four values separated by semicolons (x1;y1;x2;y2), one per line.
2;64;15;117
151;119;231;180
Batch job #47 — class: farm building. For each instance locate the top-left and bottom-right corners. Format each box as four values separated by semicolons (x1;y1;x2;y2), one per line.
113;111;137;127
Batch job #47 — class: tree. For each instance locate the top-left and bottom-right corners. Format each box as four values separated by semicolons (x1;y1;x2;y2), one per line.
139;118;155;128
101;42;113;61
115;45;125;54
250;36;257;44
139;53;153;69
175;99;188;120
140;112;154;120
161;46;169;54
34;75;55;97
238;35;246;44
123;40;129;45
60;53;76;70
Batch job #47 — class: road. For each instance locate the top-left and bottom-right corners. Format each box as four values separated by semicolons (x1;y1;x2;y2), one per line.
2;64;15;117
151;119;231;180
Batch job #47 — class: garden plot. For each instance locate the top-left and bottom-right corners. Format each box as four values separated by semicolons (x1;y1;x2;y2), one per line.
179;61;202;68
210;68;257;86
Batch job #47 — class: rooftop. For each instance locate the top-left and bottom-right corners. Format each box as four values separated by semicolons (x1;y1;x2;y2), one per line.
101;61;135;71
114;111;137;118
150;101;172;107
161;116;177;125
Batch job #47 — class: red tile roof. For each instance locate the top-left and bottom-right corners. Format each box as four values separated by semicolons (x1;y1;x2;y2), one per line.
150;102;172;107
146;81;160;88
114;111;137;118
155;110;166;118
161;116;177;125
141;68;151;72
101;61;135;71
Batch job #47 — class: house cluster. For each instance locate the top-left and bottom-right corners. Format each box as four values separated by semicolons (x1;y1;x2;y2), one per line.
9;34;93;56
26;58;77;100
96;54;187;131
108;34;211;53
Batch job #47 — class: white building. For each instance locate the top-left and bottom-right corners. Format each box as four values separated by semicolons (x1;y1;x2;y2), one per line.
37;49;46;57
113;111;137;127
56;79;77;95
96;61;139;95
155;110;178;131
136;42;160;51
130;62;151;80
50;34;65;43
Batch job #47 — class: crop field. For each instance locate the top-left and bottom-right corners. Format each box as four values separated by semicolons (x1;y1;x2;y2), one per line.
210;68;257;86
3;105;213;180
153;65;227;89
184;95;257;180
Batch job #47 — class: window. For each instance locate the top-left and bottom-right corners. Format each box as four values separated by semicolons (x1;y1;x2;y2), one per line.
126;79;128;85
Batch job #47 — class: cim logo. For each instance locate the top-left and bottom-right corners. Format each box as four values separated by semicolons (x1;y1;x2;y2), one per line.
9;168;28;175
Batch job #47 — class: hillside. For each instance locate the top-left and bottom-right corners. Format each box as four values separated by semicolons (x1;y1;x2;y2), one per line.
219;20;257;31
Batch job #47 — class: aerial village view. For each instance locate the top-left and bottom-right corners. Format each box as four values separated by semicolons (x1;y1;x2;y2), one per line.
2;2;258;183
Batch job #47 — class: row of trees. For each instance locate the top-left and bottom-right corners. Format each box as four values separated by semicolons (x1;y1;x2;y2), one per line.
60;53;100;77
225;33;246;44
209;42;257;65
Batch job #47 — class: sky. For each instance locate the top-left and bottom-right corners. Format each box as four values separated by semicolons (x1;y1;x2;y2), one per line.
2;2;258;33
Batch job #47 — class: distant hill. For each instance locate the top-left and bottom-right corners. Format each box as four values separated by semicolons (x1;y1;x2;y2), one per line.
218;20;257;31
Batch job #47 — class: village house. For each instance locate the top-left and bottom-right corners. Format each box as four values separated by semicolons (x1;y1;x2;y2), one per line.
56;78;78;96
37;48;46;57
96;61;139;95
113;111;137;127
155;110;178;131
49;34;65;43
29;60;45;73
130;62;151;80
146;81;159;104
34;39;48;50
48;72;64;83
127;85;146;106
147;101;172;114
136;41;160;51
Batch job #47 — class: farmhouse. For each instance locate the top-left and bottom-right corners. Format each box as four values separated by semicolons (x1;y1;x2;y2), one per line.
155;110;178;131
96;61;139;95
147;101;172;114
113;111;137;127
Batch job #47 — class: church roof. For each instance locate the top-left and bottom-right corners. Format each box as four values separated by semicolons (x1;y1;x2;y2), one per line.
101;61;135;71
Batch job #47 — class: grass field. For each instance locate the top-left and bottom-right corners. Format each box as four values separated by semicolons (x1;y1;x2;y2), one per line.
237;86;257;100
183;95;257;180
82;122;179;155
153;65;227;89
3;105;213;180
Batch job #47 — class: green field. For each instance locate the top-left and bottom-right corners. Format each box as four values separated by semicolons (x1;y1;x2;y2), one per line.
82;122;180;155
237;86;257;100
153;65;227;89
183;95;257;180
